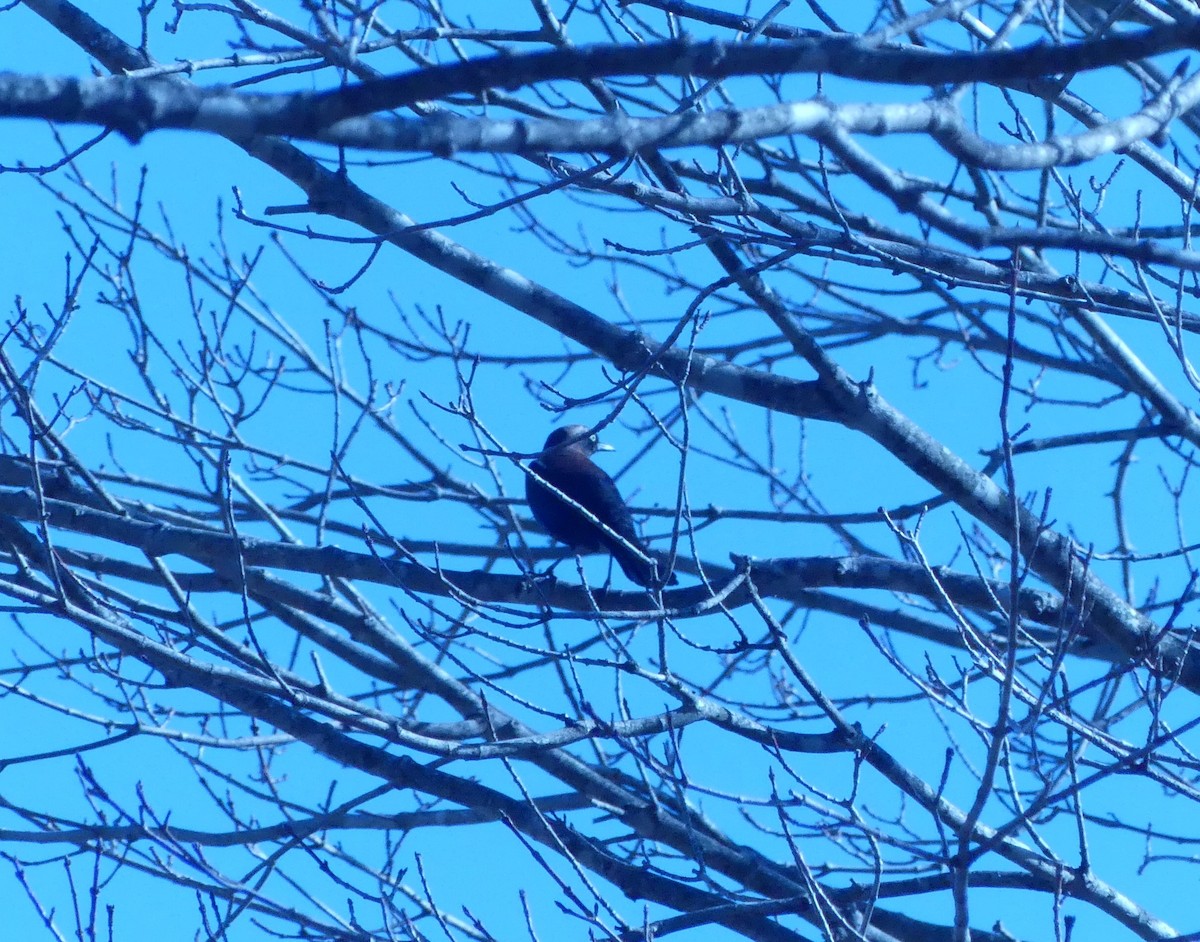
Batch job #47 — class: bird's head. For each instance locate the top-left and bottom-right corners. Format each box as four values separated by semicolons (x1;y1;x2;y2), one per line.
541;425;614;457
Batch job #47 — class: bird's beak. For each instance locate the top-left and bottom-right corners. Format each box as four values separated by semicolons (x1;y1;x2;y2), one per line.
594;441;615;452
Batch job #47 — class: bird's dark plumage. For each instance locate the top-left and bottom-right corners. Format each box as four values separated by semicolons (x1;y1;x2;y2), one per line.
526;425;676;588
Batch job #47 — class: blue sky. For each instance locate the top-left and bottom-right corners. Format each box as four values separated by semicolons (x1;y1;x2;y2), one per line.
4;3;1200;940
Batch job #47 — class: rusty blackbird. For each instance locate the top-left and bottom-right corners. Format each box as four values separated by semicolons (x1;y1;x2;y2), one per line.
526;425;676;588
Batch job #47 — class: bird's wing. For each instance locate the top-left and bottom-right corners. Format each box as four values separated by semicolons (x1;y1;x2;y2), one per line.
552;465;642;546
529;459;671;587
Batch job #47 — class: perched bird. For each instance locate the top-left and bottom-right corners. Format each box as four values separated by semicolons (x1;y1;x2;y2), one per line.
526;425;677;588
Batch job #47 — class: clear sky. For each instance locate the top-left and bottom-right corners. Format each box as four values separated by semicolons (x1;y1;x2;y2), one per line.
3;3;1199;941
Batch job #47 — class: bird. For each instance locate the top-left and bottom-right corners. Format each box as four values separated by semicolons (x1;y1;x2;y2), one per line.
526;425;677;588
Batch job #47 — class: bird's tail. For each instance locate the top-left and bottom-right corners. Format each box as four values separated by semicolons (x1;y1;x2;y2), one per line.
607;539;678;588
